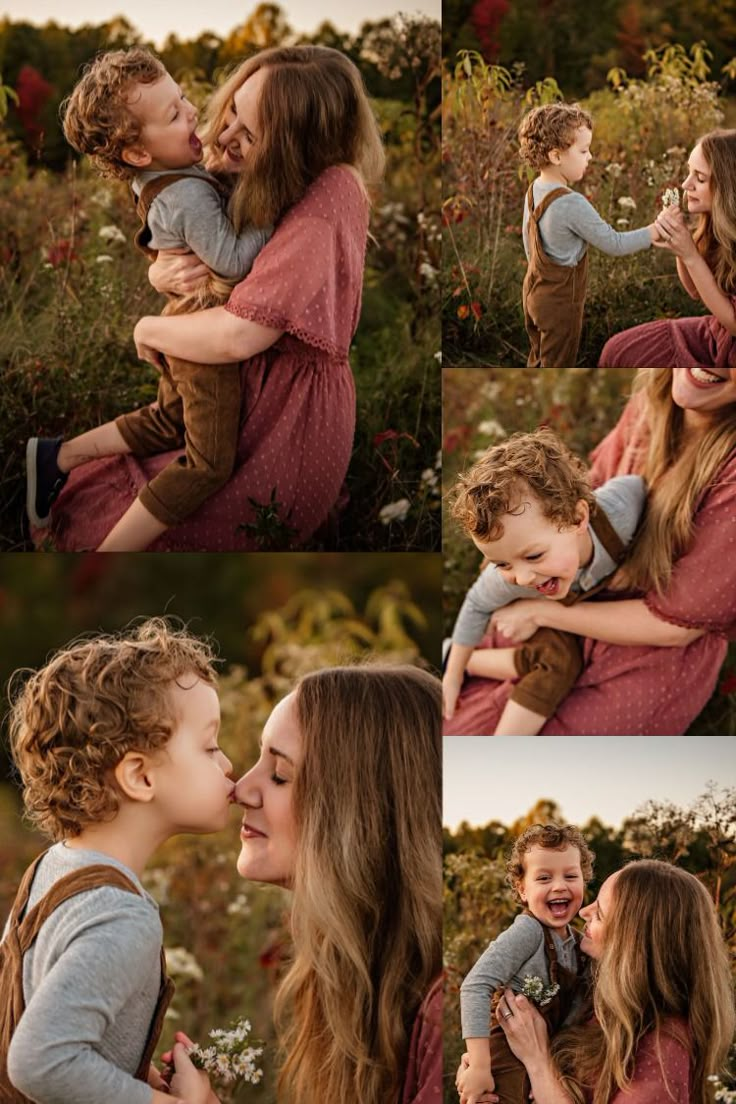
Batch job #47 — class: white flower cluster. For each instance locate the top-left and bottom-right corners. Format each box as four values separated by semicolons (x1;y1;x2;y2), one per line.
520;975;560;1007
98;224;126;244
188;1018;264;1087
662;187;681;209
617;196;637;211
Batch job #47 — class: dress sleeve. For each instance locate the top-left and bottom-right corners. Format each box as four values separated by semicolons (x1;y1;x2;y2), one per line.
224;168;368;358
608;1030;691;1104
401;979;443;1104
644;451;736;635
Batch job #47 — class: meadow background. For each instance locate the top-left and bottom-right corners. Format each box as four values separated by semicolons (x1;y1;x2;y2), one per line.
442;0;736;365
442;367;736;734
0;7;441;550
442;774;736;1104
0;551;441;1102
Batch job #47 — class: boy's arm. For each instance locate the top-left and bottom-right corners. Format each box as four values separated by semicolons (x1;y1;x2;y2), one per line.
149;180;272;280
561;193;654;256
8;894;164;1104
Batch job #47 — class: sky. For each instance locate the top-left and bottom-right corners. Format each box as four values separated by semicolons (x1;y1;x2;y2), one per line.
444;736;736;831
1;0;439;43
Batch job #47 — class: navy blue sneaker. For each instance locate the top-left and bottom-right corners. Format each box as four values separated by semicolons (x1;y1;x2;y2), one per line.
26;437;68;527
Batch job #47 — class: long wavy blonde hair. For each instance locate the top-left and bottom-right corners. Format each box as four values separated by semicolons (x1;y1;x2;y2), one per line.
273;664;442;1104
691;129;736;294
552;861;735;1104
201;45;385;231
614;366;736;594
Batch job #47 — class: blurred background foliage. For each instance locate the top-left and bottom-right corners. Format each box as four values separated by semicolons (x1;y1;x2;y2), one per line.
442;367;736;734
0;551;441;1102
443;788;736;1103
0;8;441;550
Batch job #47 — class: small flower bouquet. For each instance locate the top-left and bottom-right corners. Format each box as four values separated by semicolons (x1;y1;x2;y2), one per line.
520;975;560;1007
187;1018;264;1088
661;187;681;209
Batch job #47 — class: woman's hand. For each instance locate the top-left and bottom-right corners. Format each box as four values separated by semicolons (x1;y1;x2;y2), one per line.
490;600;542;643
148;248;212;295
165;1033;221;1104
496;990;550;1067
134;318;165;369
652;206;698;262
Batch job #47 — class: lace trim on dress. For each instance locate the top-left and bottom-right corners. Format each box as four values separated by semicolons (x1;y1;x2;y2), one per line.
643;592;727;637
224;300;345;360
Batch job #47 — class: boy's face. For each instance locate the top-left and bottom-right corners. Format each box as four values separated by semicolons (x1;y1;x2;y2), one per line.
123;71;202;171
518;843;585;931
233;691;300;888
551;125;592;184
473;491;589;599
152;676;234;833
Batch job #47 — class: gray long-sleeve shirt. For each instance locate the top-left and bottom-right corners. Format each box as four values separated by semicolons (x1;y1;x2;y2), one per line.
452;475;646;648
522;178;651;266
5;843;162;1104
133;164;272;280
460;913;578;1038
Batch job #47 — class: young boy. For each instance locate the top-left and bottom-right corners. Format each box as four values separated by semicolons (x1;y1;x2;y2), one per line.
457;823;594;1104
26;47;271;551
443;427;646;735
519;102;657;367
0;619;234;1104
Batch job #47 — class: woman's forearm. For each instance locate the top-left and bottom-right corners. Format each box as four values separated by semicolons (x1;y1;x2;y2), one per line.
683;254;736;334
675;256;699;299
134;307;283;364
536;599;705;647
524;1059;574;1104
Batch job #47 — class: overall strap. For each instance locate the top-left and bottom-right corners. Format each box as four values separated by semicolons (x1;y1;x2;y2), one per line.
529;186;571;223
15;864;142;952
539;921;560;984
589;503;627;563
6;851;49;929
132;171;228;260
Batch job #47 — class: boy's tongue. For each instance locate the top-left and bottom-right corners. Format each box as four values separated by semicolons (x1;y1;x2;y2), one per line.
535;578;559;596
190;133;202;156
548;899;570;917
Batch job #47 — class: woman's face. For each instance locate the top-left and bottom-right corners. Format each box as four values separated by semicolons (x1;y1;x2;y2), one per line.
578;870;619;959
681;142;712;214
234;691;301;886
670;366;736;420
218;66;268;170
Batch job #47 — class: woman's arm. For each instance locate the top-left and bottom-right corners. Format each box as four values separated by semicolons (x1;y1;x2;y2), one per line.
134;307;284;366
675;256;700;299
491;598;705;647
495;992;573;1104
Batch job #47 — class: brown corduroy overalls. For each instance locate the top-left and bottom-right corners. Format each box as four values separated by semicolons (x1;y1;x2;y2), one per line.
0;853;174;1103
488;915;586;1103
115;172;243;527
522;184;588;368
510;504;627;718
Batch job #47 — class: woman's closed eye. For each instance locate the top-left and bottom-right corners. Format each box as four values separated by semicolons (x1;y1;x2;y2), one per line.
270;771;288;786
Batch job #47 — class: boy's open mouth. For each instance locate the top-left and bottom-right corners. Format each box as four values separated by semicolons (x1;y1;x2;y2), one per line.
547;898;572;917
535;578;560;597
189;132;202;157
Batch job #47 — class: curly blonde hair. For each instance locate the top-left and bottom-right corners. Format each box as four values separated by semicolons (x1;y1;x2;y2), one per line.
506;822;595;901
450;427;597;542
273;664;441;1104
519;103;593;171
61;47;165;180
7;618;218;840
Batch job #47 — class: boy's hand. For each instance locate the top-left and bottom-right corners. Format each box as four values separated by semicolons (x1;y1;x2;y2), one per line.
490;600;540;643
442;671;463;719
456;1060;498;1104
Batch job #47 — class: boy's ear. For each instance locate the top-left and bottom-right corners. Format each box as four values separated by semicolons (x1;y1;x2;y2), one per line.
548;147;562;166
114;751;157;803
121;144;153;169
575;499;590;529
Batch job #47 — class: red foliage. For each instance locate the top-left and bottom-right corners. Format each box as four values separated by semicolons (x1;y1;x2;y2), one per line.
45;238;78;268
15;65;53;143
443;424;472;454
469;0;509;57
719;673;736;696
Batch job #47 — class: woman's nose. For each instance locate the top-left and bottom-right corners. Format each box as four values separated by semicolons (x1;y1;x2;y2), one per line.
234;769;260;806
219;120;238;148
579;901;591;919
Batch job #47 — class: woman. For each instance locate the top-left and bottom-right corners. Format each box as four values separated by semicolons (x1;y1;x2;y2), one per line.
466;861;735;1104
600;129;736;368
169;664;442;1103
47;46;385;551
444;366;736;735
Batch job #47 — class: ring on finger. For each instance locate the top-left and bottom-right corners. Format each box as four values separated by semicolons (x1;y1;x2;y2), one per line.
502;1008;513;1019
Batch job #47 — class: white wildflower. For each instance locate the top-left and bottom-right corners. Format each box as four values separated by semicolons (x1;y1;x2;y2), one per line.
98;224;126;244
616;218;630;227
379;498;411;524
187;1018;264;1089
418;261;438;284
520;975;560;1006
433;350;442;363
226;892;251;917
662;186;681;209
96;254;114;264
477;419;506;439
617;196;637;210
164;946;204;982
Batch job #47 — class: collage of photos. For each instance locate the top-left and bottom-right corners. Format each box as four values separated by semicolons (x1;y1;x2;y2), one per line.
0;0;734;1101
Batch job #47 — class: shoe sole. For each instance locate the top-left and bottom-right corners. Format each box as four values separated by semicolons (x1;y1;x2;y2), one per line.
26;438;51;528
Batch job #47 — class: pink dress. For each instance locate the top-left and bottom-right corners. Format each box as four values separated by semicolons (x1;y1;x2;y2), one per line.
444;394;736;736
589;1020;691;1103
43;166;367;551
401;977;442;1104
599;299;736;369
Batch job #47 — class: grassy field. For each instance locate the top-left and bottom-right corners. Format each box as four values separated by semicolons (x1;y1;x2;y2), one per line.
442;368;736;735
